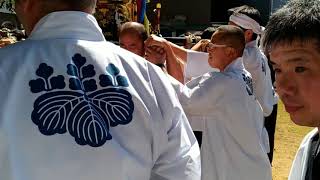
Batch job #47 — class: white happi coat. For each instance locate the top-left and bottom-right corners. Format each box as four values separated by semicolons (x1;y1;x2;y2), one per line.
183;50;218;131
0;11;200;180
243;40;278;116
184;42;278;116
289;129;318;180
173;58;272;180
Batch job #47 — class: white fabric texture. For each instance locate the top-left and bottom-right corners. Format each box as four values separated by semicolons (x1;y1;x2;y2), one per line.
0;11;200;180
173;58;272;180
243;40;278;117
289;129;318;180
184;50;218;83
229;13;264;34
182;50;218;131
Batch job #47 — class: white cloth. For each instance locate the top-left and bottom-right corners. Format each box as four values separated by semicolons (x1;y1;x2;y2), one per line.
229;13;264;35
289;129;318;180
184;42;278;117
0;11;200;180
243;40;278;117
184;50;218;83
182;50;218;131
172;58;272;180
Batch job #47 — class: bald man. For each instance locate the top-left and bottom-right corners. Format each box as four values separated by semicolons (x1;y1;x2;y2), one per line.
171;25;271;180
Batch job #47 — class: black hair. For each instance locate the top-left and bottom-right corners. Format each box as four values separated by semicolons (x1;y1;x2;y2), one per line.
201;27;216;39
262;0;320;52
228;5;261;40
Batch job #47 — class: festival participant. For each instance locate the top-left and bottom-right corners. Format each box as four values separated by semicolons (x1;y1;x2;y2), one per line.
118;21;168;71
262;0;320;179
147;25;272;180
228;5;278;161
0;0;201;179
118;21;147;57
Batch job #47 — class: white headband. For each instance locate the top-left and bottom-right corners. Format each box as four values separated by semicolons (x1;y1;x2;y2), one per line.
229;13;264;35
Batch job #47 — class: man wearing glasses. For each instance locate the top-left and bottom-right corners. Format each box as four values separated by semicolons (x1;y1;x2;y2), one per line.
145;25;272;180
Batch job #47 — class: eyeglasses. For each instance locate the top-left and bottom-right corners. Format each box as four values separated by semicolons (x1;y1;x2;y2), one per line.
207;43;228;50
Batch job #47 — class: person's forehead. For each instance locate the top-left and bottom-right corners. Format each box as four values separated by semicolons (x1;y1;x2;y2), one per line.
119;33;143;42
269;41;320;64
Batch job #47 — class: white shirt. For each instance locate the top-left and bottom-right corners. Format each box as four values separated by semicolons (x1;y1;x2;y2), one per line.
289;128;318;180
0;11;200;180
183;42;278;117
184;50;217;83
243;40;278;116
172;58;271;180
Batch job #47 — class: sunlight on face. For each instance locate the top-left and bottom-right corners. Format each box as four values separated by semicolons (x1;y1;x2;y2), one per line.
269;40;320;127
207;31;230;70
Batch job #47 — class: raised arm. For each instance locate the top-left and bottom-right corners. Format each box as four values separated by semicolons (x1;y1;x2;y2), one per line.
145;35;185;83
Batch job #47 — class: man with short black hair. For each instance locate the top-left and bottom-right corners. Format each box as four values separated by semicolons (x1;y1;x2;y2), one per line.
0;0;200;179
228;5;278;162
262;0;320;179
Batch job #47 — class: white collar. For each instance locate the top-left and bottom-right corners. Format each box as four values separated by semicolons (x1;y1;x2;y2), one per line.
29;11;105;41
245;40;258;48
224;57;244;72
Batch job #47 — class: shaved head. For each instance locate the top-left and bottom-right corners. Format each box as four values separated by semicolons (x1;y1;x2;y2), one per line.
212;25;245;56
119;22;148;42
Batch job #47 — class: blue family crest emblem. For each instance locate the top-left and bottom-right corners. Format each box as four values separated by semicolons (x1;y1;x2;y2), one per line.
29;53;134;147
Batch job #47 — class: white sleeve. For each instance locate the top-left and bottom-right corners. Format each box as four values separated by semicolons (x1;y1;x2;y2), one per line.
0;56;11;180
184;50;214;83
177;72;224;114
288;129;318;180
243;48;277;116
148;65;201;180
150;106;201;180
0;130;11;180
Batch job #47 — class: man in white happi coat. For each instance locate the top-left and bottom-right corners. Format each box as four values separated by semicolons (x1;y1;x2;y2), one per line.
0;0;201;180
228;5;277;117
228;5;279;162
262;0;320;179
147;25;272;180
147;11;277;153
144;36;219;146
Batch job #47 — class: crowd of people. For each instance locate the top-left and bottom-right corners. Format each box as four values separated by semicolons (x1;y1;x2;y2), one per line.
0;0;319;179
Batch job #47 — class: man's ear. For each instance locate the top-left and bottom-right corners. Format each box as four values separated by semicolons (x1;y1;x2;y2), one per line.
244;29;254;42
225;47;236;58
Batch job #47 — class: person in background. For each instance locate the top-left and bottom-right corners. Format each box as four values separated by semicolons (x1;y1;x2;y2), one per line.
0;0;201;179
144;30;218;145
118;21;167;71
191;27;216;53
228;5;278;162
118;21;147;57
262;0;320;179
147;25;272;180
